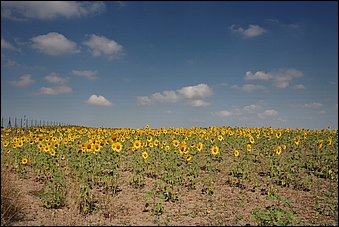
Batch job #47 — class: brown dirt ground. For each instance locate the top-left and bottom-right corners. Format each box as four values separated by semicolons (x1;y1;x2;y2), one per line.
5;165;338;226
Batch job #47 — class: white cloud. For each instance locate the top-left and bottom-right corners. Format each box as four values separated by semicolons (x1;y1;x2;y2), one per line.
1;38;18;51
83;34;123;60
44;72;69;84
71;70;98;80
136;96;153;106
258;109;278;119
177;83;213;99
243;104;262;113
244;71;273;80
244;68;304;89
37;85;73;95
31;32;80;56
318;110;326;114
187;100;211;107
294;84;306;89
8;74;35;87
232;84;267;92
150;90;181;103
85;94;113;107
229;24;267;38
302;102;323;108
136;83;213;106
213;110;233;117
1;1;105;20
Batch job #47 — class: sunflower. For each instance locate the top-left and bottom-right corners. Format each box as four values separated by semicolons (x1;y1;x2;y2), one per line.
275;146;282;155
2;140;9;147
133;140;141;150
85;141;93;152
21;158;28;165
276;131;282;139
211;145;219;155
50;148;56;156
61;155;66;160
317;140;324;150
115;142;123;152
154;139;159;146
249;136;255;144
94;144;101;152
266;136;271;141
165;145;170;150
234;149;239;157
172;139;180;147
148;142;153;148
327;137;332;146
197;142;203;152
186;154;192;162
179;144;187;154
217;135;224;141
16;141;23;148
294;136;300;145
247;144;251;152
147;135;152;142
142;151;148;159
53;142;59;149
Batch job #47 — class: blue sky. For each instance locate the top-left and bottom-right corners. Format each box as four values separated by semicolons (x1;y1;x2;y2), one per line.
1;1;338;129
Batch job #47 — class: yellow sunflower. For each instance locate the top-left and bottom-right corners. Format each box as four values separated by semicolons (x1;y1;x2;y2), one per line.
247;144;251;152
275;146;282;155
21;158;28;165
234;149;239;157
211;145;219;155
133;140;141;150
294;136;300;145
197;142;203;152
142;151;148;159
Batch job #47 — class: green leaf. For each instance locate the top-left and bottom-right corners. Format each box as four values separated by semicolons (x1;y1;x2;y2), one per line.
157;192;166;199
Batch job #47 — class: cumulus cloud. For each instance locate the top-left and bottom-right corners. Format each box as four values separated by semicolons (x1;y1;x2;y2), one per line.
244;71;274;80
177;83;213;99
214;100;267;118
232;84;267;92
229;24;267;38
1;1;106;20
83;34;123;60
258;109;278;119
44;72;69;84
150;90;181;103
187;100;211;107
244;68;304;89
137;83;213;106
36;85;73;95
31;32;80;56
8;74;35;87
302;102;323;108
85;94;113;107
1;38;19;51
213;110;233;117
243;104;262;113
71;70;98;80
294;84;306;89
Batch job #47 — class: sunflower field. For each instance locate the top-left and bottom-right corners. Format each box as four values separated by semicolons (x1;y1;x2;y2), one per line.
1;125;338;225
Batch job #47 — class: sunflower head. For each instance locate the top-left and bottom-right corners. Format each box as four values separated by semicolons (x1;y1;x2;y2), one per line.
142;151;148;159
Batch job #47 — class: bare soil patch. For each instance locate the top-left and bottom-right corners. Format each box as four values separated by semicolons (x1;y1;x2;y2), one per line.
4;165;338;226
